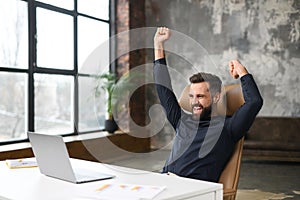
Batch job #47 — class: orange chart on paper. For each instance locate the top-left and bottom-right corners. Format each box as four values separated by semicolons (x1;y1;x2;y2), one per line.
94;183;166;199
96;183;111;191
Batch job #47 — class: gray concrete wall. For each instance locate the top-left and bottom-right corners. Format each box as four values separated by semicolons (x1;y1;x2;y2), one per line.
145;0;300;117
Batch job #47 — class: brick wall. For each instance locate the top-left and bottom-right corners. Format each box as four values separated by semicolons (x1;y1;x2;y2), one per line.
115;0;148;134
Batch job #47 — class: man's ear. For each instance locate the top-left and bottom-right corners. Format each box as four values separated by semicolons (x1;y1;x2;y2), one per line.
213;92;221;104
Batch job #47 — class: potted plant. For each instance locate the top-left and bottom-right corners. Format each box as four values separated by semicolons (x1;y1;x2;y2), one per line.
94;72;118;133
94;70;144;133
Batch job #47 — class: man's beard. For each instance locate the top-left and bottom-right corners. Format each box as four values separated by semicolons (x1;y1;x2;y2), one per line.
192;103;212;121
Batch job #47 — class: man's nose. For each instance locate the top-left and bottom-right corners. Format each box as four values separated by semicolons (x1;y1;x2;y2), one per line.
191;97;198;104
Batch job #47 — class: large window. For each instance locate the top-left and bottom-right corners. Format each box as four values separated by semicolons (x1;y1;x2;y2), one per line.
0;0;111;144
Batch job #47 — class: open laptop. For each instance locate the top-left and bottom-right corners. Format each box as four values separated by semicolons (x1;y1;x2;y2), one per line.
28;132;115;184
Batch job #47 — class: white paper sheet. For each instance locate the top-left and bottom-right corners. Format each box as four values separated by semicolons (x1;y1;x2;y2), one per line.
79;183;166;200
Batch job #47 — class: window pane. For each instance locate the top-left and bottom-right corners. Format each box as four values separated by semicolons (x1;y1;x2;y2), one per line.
34;74;73;134
78;0;109;20
78;76;106;132
36;8;73;69
0;0;28;69
0;72;27;142
37;0;73;10
78;17;109;74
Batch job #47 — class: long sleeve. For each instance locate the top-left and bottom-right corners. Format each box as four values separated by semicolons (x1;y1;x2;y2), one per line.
153;58;181;129
228;74;263;142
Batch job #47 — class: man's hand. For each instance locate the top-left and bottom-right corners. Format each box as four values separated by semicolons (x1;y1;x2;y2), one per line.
154;27;171;60
154;27;171;47
229;60;248;79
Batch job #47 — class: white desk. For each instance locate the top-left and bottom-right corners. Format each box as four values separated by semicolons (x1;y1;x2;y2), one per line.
0;159;222;200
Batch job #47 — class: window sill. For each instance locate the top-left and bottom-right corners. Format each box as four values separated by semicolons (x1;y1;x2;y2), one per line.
0;131;111;153
0;130;150;161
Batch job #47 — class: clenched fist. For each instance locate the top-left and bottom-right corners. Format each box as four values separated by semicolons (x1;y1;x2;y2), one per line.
229;60;248;79
154;27;171;47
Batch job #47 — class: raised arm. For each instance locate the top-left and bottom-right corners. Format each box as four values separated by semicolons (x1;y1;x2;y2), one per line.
153;27;181;129
227;60;263;141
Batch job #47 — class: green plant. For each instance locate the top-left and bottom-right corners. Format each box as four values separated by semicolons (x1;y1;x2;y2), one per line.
94;72;117;119
94;70;145;121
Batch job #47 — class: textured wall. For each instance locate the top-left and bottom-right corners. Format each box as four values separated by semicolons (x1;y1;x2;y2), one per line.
145;0;300;117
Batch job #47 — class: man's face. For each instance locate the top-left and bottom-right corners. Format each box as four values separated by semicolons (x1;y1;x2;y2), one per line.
189;82;212;120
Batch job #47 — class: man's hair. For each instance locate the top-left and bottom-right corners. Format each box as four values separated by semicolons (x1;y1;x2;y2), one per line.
189;72;222;94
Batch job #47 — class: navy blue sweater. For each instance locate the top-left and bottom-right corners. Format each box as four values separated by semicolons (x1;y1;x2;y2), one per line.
154;58;263;182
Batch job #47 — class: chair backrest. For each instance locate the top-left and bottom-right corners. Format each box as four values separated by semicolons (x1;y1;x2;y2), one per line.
178;84;245;200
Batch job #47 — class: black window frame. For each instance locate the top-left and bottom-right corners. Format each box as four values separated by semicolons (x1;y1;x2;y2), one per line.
0;0;115;145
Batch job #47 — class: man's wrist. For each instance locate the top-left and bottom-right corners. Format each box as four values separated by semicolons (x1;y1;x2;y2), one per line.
154;42;165;60
238;68;249;78
154;41;164;49
154;49;165;60
238;72;248;78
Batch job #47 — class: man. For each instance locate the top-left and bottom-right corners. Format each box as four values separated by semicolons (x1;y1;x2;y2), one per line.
153;27;263;182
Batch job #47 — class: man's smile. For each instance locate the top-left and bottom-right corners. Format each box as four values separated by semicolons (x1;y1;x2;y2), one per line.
192;104;203;114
